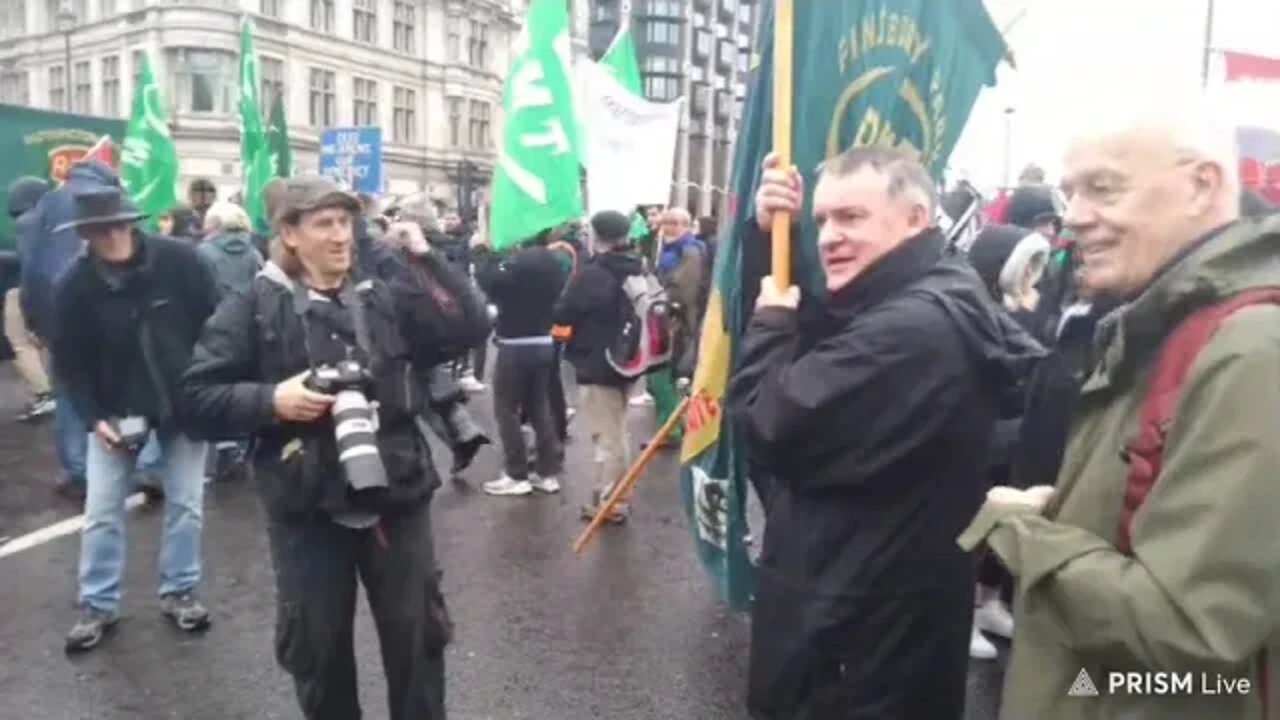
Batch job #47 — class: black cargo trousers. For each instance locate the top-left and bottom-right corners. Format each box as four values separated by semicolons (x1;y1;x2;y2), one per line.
267;502;451;720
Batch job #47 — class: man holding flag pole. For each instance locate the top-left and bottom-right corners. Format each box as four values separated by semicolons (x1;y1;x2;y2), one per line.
678;1;1027;717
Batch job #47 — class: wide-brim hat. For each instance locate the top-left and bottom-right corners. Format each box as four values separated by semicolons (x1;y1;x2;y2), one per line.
53;177;147;233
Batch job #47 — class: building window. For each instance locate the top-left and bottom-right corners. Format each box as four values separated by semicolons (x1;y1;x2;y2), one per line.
261;0;281;17
592;4;614;22
393;1;415;53
0;0;27;40
353;0;376;44
393;86;416;143
738;48;749;73
101;56;120;117
643;56;679;74
310;0;333;33
0;70;29;105
694;29;711;58
717;39;735;70
468;100;490;149
647;0;679;17
644;75;679;101
260;56;284;111
447;96;462;146
73;60;91;113
352;76;378;126
308;67;335;126
468;21;488;69
48;65;65;110
644;20;679;45
171;48;235;113
447;16;461;62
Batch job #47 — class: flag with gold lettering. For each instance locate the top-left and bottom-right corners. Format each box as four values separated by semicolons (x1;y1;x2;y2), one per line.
679;0;1006;610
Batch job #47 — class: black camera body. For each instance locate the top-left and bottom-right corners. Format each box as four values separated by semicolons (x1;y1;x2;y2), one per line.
305;360;373;396
306;360;389;493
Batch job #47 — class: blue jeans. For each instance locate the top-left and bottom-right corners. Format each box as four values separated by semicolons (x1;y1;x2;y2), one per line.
79;428;208;613
53;383;161;483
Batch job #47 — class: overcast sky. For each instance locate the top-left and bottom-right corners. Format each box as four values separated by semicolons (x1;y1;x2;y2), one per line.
948;0;1280;192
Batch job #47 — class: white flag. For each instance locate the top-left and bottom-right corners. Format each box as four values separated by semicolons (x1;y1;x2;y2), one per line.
581;61;682;216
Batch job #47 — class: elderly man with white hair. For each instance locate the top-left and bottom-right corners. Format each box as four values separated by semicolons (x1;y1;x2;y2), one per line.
198;200;263;297
960;99;1280;719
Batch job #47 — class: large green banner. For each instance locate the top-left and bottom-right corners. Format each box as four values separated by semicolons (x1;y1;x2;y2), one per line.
679;0;1006;610
0;104;125;251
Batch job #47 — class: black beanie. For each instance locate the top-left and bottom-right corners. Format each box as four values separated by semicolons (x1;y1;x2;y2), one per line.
590;210;631;243
1006;186;1059;230
967;224;1026;298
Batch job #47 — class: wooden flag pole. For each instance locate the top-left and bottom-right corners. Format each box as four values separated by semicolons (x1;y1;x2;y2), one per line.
770;0;795;289
573;396;691;556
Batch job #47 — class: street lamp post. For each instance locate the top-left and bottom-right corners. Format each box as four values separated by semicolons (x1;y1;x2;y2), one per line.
1002;106;1016;190
56;2;76;112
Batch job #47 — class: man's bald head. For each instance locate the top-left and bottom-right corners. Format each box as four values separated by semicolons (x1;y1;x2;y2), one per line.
1061;96;1241;299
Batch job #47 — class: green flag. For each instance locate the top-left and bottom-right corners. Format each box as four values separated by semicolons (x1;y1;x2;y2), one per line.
489;0;582;251
601;21;643;96
267;92;293;179
238;18;274;232
679;0;1006;610
120;53;178;228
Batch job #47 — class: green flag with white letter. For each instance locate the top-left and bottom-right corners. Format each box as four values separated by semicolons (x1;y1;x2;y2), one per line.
238;18;274;232
120;54;179;227
489;0;582;251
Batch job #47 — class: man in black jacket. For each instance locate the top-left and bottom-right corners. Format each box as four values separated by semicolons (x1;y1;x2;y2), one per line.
52;166;221;653
730;147;1042;720
554;211;643;523
181;177;475;720
475;232;566;497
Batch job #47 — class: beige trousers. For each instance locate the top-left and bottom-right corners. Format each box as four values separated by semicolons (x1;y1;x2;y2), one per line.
3;287;50;395
578;384;632;497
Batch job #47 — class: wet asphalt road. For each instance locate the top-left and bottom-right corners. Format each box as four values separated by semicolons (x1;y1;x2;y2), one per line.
0;363;1006;720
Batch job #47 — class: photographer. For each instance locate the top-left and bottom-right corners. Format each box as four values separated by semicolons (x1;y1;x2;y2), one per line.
51;164;220;653
181;177;477;720
382;220;492;478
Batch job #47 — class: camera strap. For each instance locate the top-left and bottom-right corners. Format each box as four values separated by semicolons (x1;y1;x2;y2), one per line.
291;278;378;373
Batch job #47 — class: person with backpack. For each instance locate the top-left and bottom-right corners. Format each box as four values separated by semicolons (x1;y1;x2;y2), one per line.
554;211;654;523
648;207;706;448
960;103;1280;720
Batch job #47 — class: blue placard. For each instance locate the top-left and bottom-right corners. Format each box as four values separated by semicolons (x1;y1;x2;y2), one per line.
319;127;383;194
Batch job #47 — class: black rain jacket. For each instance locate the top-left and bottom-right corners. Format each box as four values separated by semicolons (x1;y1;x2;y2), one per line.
730;228;1043;720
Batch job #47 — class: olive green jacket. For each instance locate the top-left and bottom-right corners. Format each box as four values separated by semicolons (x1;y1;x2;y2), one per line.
960;214;1280;720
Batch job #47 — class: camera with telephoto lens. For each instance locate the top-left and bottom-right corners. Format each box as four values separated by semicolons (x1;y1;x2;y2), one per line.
113;416;150;452
305;360;389;492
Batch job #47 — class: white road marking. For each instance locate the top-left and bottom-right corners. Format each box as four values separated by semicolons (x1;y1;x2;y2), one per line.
0;492;147;560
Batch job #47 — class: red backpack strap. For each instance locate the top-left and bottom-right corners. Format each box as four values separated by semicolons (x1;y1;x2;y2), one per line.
1116;288;1280;720
1117;288;1280;554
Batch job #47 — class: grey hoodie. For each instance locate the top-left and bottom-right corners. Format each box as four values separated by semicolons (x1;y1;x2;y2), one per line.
197;230;264;297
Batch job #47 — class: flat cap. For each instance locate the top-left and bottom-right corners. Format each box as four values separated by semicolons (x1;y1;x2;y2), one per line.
274;175;361;225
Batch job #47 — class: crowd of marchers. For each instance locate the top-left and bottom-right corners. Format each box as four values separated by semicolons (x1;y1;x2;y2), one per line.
2;93;1280;720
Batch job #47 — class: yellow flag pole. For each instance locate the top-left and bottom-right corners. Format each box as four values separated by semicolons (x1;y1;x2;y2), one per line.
770;0;795;289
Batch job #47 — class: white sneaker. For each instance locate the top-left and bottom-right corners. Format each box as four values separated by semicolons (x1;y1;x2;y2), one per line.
459;376;487;393
629;392;654;407
969;624;998;660
529;475;561;494
974;599;1014;639
482;476;533;496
